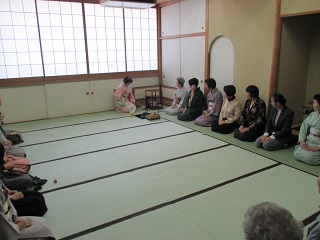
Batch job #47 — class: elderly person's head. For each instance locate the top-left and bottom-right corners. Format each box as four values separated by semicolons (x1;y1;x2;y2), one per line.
243;202;303;240
176;77;185;88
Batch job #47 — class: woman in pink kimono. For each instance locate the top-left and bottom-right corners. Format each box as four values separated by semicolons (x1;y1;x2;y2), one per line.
114;76;136;113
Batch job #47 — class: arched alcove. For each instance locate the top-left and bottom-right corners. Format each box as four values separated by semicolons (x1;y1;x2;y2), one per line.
209;36;234;92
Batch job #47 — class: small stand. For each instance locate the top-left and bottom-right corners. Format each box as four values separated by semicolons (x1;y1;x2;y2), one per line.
145;89;162;120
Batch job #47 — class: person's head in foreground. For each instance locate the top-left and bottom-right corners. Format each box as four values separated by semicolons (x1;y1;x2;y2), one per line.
243;201;303;240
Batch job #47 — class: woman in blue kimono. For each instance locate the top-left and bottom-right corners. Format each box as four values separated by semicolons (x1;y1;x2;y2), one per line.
294;94;320;165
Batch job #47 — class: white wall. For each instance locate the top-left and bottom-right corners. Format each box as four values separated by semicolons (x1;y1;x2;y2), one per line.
161;0;206;92
0;77;158;123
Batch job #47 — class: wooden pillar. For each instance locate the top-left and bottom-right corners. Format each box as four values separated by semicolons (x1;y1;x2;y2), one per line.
268;0;282;109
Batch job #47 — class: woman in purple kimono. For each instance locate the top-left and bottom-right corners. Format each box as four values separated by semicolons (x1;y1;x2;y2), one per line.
194;78;223;127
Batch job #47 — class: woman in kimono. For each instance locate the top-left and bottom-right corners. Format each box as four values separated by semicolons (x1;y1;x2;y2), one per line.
0;181;55;240
114;76;136;114
177;78;204;121
0;144;46;191
211;85;241;134
234;85;266;142
3;154;30;174
165;77;188;115
294;94;320;165
194;78;223;127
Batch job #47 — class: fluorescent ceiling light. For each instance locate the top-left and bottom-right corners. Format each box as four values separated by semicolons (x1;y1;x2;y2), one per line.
100;0;156;9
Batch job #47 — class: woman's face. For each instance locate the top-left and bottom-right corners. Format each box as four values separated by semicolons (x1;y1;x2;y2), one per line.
223;92;227;99
204;83;208;90
313;99;320;112
176;81;181;88
245;91;251;100
125;82;131;87
270;97;277;108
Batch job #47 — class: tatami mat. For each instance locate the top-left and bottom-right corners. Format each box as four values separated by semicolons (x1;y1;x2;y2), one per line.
161;113;320;176
174;165;318;239
3;110;319;240
43;146;278;239
24;121;192;163
20;117;166;145
71;166;318;240
76;206;213;240
30;132;227;192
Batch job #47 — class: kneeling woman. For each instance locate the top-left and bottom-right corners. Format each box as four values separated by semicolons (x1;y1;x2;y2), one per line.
294;94;320;165
211;85;241;134
255;93;294;151
114;76;136;114
234;85;266;142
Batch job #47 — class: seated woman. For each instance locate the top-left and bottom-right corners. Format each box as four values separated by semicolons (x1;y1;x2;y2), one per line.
234;85;266;142
255;93;294;151
294;94;320;165
194;78;223;127
3;181;48;217
0;181;55;240
0;144;44;191
164;77;188;115
177;78;204;121
3;154;30;174
211;85;241;134
113;76;136;114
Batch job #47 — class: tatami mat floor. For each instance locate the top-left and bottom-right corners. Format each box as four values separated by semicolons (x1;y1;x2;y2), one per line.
5;110;320;239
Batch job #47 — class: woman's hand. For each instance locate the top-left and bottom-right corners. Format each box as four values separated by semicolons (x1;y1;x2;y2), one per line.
14;217;31;231
3;163;14;171
239;126;250;133
308;146;320;152
9;190;24;200
218;120;225;125
300;141;309;150
202;113;210;118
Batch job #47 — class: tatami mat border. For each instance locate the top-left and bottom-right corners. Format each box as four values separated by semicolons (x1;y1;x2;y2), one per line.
31;131;195;165
161;116;319;177
21;120;169;147
59;163;281;240
20;116;130;133
41;144;231;194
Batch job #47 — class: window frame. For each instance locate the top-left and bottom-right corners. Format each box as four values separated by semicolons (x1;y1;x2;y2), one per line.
0;0;160;87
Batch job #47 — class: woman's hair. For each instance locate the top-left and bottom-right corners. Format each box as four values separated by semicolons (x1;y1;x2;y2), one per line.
0;143;5;171
224;85;236;97
245;85;259;98
314;94;320;104
176;77;185;87
243;202;303;240
123;76;133;84
272;93;287;106
188;78;199;87
205;78;216;89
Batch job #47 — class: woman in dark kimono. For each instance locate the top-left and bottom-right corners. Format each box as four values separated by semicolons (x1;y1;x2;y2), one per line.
177;78;204;121
234;85;266;142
